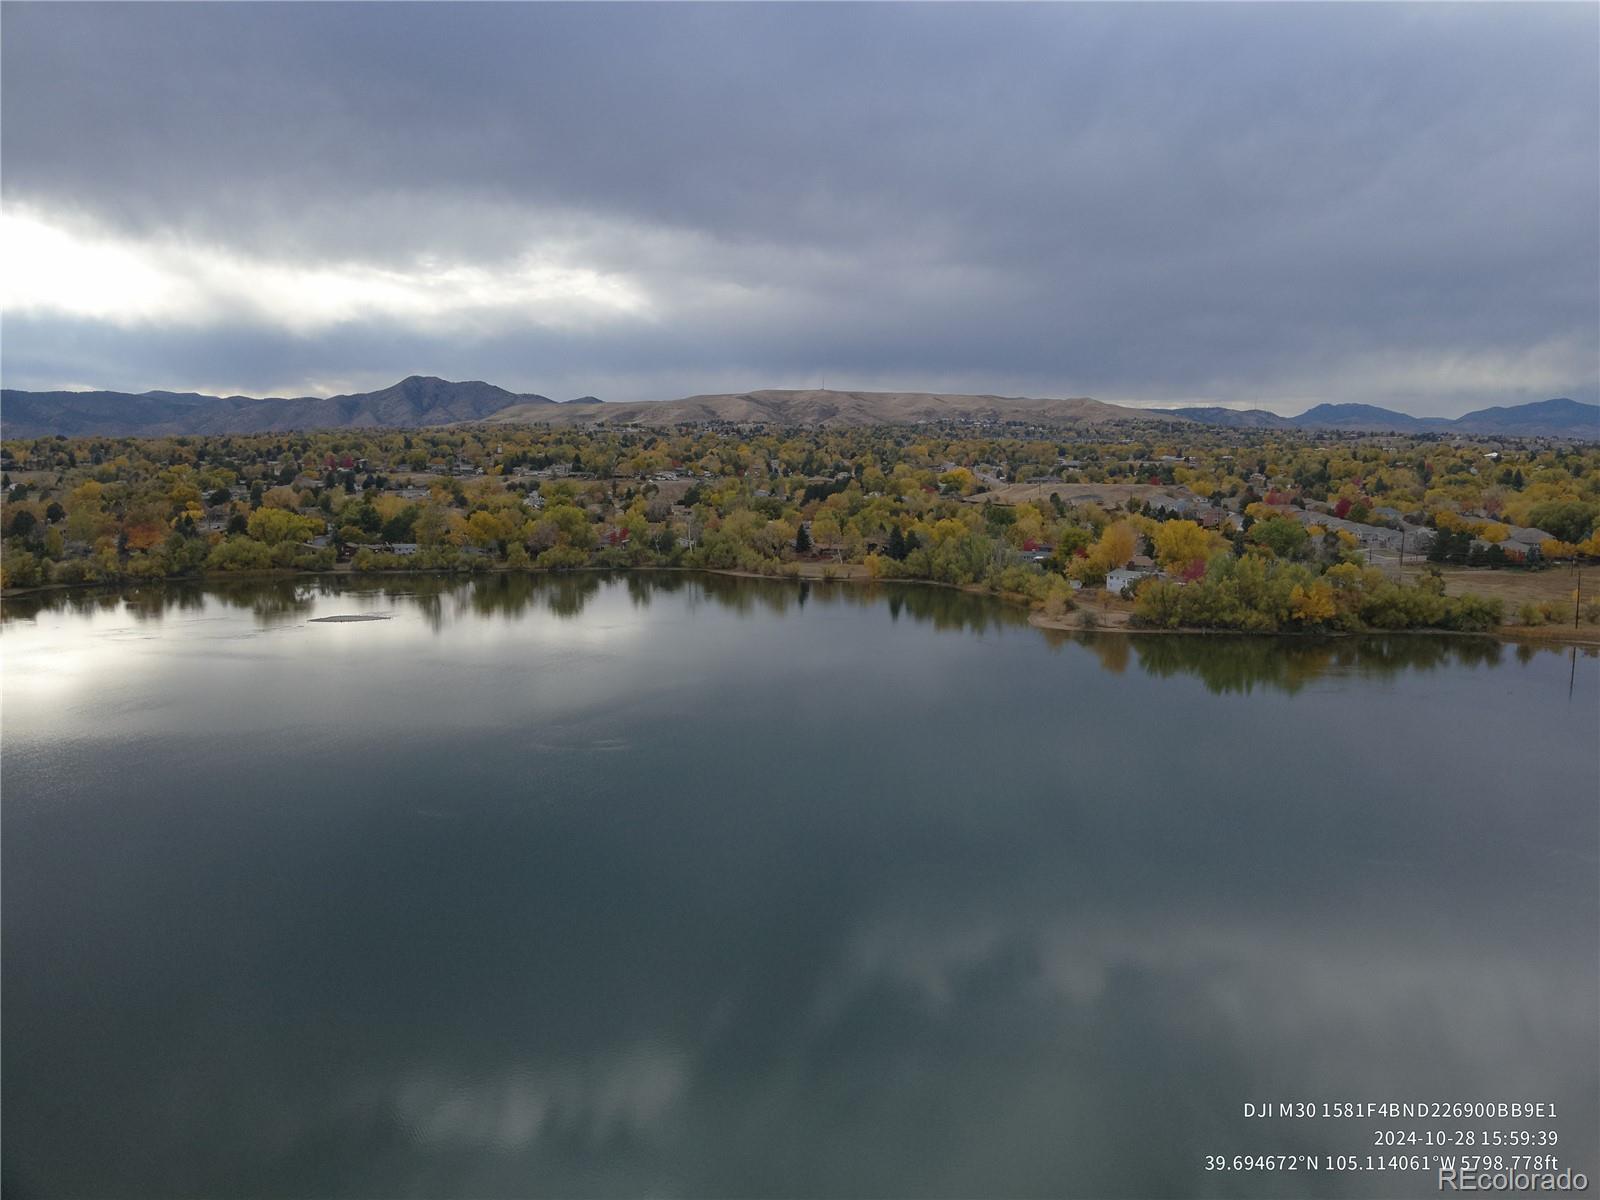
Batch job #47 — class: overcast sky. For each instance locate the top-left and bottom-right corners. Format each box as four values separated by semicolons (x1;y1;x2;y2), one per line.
2;2;1595;415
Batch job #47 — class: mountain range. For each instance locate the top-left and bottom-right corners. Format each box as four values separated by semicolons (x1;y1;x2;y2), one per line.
2;377;1595;440
1150;398;1599;438
0;376;558;439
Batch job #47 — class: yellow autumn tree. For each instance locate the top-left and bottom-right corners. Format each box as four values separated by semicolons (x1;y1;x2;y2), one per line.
937;467;976;496
465;508;525;548
1433;510;1484;536
810;512;842;551
1152;520;1217;571
1008;503;1046;548
1088;520;1139;573
1542;538;1581;559
247;507;321;545
1289;582;1337;625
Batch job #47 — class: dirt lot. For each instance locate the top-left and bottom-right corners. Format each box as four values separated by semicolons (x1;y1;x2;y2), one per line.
964;482;1181;508
1030;589;1138;632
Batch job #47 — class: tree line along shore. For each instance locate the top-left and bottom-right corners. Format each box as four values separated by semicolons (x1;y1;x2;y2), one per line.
3;421;1597;638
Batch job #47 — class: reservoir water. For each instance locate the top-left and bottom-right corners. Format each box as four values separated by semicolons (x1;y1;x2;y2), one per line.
3;573;1596;1198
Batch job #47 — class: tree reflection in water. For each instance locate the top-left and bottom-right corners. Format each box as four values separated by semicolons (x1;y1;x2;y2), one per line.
3;571;1588;695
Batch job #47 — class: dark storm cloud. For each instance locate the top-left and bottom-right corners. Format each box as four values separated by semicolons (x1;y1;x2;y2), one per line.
2;2;1595;413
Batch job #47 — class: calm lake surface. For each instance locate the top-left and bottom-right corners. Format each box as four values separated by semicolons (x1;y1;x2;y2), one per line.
3;573;1596;1199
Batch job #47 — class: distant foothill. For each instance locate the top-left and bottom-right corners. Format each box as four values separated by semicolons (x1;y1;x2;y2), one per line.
1;375;1595;440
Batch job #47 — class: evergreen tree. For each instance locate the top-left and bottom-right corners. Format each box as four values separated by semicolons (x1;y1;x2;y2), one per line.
887;525;907;561
795;522;812;554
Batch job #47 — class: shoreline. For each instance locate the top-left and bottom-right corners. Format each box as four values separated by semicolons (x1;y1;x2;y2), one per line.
4;562;1599;648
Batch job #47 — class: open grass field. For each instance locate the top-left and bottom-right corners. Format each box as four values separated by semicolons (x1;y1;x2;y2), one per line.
965;481;1179;508
1434;564;1600;643
1430;563;1589;611
1345;561;1599;644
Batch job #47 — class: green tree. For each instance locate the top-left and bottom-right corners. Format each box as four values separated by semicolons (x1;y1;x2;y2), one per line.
247;507;320;545
886;525;908;561
1248;516;1309;560
1527;500;1597;545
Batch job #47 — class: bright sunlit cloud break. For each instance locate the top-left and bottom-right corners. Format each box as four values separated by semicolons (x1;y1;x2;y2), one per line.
0;209;651;335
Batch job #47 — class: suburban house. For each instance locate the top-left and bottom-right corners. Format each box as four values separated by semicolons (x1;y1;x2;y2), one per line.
1291;509;1434;555
1105;566;1153;596
1505;526;1557;558
1145;492;1196;516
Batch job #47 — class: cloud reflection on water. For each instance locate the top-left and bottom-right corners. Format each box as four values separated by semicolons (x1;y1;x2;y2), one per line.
1;573;1594;1198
